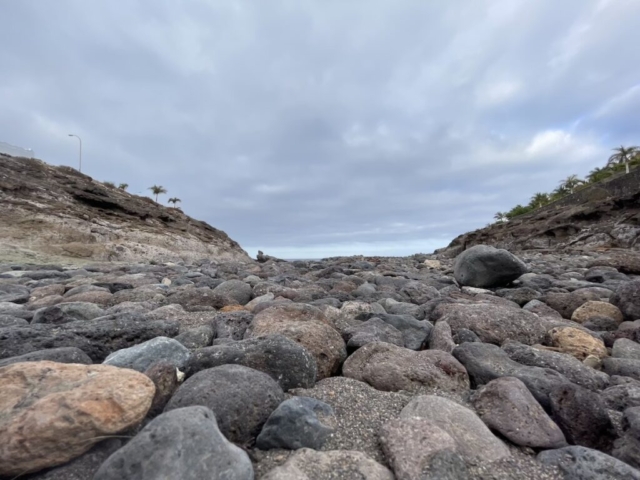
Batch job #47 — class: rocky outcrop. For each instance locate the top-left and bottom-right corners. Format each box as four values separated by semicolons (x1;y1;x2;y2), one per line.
0;156;250;264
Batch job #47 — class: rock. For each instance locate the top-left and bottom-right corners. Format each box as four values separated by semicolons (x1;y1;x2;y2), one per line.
399;281;440;304
603;382;640;411
544;290;603;319
256;397;335;450
143;361;180;417
585;265;629;283
612;280;640;321
453;342;569;409
584;315;620;331
261;449;394;480
62;290;113;306
358;313;432;350
435;303;547;345
523;299;563;319
213;279;253;305
419;451;470;480
173;325;214;349
613;406;640;469
246;304;347;379
614;338;640;360
0;284;29;303
164;364;284;444
0;361;154;477
93;406;253;480
343;341;469;394
428;320;456;353
453;245;527;288
379;417;458;480
0;301;33;319
187;334;317;390
245;292;275;311
549;382;615;452
547;326;608;360
214;310;254;340
572;301;624;324
0;315;28;327
471;376;567;448
165;287;229;310
0;347;92;368
503;341;609;391
400;395;510;464
496;287;541;306
452;328;480;344
103;336;191;372
604;358;640;381
0;317;180;362
538;446;640;480
344;318;404;349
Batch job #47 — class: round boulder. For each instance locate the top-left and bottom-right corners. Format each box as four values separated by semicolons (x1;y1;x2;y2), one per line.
453;245;527;288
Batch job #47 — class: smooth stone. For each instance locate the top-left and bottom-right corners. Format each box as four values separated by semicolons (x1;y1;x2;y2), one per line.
103;336;191;372
614;339;640;360
453;245;527;288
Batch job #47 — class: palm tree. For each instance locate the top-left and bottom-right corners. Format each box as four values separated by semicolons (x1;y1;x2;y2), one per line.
587;167;613;184
607;146;639;174
494;212;508;223
559;175;584;194
551;185;569;201
118;183;128;191
149;185;167;202
168;197;181;209
529;192;550;209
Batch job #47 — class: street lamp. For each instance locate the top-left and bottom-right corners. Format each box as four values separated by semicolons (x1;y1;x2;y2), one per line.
68;134;82;172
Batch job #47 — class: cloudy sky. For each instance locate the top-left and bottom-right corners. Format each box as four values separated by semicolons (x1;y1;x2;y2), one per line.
1;1;639;258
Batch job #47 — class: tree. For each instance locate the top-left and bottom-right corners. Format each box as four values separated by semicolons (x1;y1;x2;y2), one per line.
168;197;181;208
607;146;639;174
529;192;550;209
149;185;167;202
494;212;507;223
118;183;129;190
559;174;584;194
550;185;569;201
587;167;613;184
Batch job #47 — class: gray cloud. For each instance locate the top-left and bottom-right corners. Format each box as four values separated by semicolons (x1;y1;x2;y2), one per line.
1;0;639;258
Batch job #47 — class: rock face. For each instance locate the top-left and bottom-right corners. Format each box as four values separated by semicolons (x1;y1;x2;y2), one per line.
0;361;155;477
93;406;253;480
453;245;527;288
0;156;250;264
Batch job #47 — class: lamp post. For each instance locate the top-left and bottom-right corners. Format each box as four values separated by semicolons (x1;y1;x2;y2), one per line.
68;134;82;172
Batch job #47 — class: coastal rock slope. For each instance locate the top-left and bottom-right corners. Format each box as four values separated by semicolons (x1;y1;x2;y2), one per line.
0;155;250;264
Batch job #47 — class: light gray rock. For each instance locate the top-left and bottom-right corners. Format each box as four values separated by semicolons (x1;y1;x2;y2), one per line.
213;279;253;305
103;336;191;372
614;338;640;360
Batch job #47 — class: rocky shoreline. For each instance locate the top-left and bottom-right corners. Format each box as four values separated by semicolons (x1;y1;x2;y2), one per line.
3;246;640;479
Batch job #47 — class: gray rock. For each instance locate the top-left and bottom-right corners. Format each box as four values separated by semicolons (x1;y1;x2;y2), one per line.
63;284;110;298
472;376;566;448
173;325;214;349
400;395;510;465
538;446;640;480
103;336;191;372
32;302;105;325
164;364;284;444
187;335;317;390
435;303;548;345
452;328;480;344
604;357;640;381
428;320;455;353
612;280;640;321
345;318;404;349
399;281;440;304
0;315;28;327
357;313;431;350
496;287;541;306
256;397;335;450
603;383;640;411
214;311;254;340
343;341;469;394
522;299;563;319
0;284;29;304
93;406;253;480
144;361;181;417
420;450;470;480
213;279;253;305
613;406;640;469
0;346;92;368
614;338;640;360
549;382;615;452
503;341;609;391
584;315;620;331
453;245;527;288
543;290;603;319
261;449;393;480
453;342;570;409
0;301;32;320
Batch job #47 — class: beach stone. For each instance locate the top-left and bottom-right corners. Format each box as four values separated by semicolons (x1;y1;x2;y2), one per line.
471;376;566;448
428;320;455;353
261;449;394;480
358;313;432;350
572;301;623;324
93;406;253;480
547;326;608;360
603;382;640;411
214;311;254;340
544;290;603;319
343;341;469;394
453;245;527;288
0;315;28;327
538;446;640;480
103;336;191;372
173;325;214;349
614;338;640;360
256;397;335;450
612;280;640;321
143;361;180;417
400;395;510;464
0;361;154;477
604;358;640;382
246;304;346;379
164;364;284;444
0;347;92;368
613;406;640;469
344;318;404;349
187;334;317;390
0;284;29;303
523;299;564;319
213;279;253;305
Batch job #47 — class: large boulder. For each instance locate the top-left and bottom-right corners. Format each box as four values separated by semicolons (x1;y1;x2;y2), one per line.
93;406;253;480
453;245;527;288
164;364;284;444
213;280;253;305
0;361;154;477
245;304;346;379
187;334;317;390
342;341;469;394
103;336;191;372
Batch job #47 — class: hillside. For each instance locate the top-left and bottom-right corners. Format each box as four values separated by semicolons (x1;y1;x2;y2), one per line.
0;155;250;264
439;166;640;259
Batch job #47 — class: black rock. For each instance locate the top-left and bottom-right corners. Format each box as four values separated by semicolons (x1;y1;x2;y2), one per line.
538;446;640;480
0;347;93;368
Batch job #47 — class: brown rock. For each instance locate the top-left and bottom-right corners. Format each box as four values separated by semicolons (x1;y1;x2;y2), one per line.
246;304;346;379
220;304;247;312
547;327;608;361
26;294;64;310
144;361;180;418
0;361;155;476
62;290;113;306
29;284;66;301
342;341;469;394
571;301;624;325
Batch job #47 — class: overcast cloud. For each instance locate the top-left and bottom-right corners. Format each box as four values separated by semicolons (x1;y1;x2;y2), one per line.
1;0;639;258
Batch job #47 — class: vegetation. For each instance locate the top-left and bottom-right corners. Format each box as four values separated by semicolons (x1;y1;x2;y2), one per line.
494;145;640;223
168;197;181;208
118;183;128;190
149;185;167;202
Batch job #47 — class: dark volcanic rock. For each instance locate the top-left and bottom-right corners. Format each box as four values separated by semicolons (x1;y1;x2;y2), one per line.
0;347;92;368
613;280;640;321
538;446;640;480
453;245;527;288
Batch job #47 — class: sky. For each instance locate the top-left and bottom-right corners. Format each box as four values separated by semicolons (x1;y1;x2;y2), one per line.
1;0;639;259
